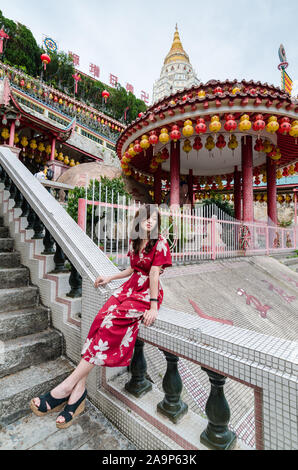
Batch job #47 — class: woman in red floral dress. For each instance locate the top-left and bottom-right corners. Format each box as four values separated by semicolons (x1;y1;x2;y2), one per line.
30;205;172;428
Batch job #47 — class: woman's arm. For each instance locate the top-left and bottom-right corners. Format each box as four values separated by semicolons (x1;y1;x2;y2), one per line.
94;267;134;288
143;266;162;327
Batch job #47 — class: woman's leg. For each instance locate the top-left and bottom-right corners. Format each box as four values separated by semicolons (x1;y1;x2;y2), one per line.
56;375;87;424
33;359;94;409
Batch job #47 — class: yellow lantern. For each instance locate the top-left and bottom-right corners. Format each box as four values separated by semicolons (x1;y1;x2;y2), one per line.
70;159;76;167
209;116;221;133
49;93;53;100
276;169;283;179
1;128;10;141
285;194;292;203
228;135;238;150
128;144;137;158
159;128;170;144
59;98;63;105
289;165;295;175
58;152;64;161
76;162;80;165
155;152;164;164
21;136;28;149
38;142;45;153
226;194;231;202
182;120;194;138
170;100;176;106
262;174;267;184
26;82;31;90
14;133;19;145
263;194;268;202
218;183;224;190
263;139;273;154
140;135;150;152
289;120;298;138
277;194;284;203
183;139;192;155
238;114;251;132
64;156;70;165
45;145;51;155
266;116;279;134
198;90;206;98
271;148;282;161
205;135;215;151
30;139;37;151
256;194;262;202
232;87;241;95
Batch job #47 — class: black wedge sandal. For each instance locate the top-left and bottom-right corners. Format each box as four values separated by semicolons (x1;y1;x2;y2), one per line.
56;389;87;429
30;392;71;417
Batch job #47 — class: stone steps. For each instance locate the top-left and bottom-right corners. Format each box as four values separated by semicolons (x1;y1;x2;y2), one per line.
0;238;14;253
0;286;39;313
0;226;9;237
0;357;74;426
0;267;30;289
0;252;21;269
0;329;62;379
0;306;49;341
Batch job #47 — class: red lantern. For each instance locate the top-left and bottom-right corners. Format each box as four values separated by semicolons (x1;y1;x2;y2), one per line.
283;167;289;177
216;134;226;149
182;95;188;102
295;162;298;172
40;53;51;71
133;140;142;154
195;118;207;134
138;113;143;118
249;88;257;95
170;125;181;142
255;177;261;185
253;114;266;132
193;137;203;151
161;148;170;160
224;114;237;132
20;79;25;87
102;90;110;103
254;138;264;152
278;117;291;135
54;96;58;103
149;131;158;146
214;86;223;95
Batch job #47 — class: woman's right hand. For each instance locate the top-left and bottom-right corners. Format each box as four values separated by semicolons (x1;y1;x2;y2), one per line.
94;276;112;288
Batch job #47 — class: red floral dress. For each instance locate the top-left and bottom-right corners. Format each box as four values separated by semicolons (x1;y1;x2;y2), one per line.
81;235;172;368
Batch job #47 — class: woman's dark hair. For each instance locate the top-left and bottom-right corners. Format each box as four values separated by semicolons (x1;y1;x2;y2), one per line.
131;205;161;255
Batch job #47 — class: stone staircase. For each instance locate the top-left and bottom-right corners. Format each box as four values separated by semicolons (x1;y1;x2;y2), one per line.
0;216;135;450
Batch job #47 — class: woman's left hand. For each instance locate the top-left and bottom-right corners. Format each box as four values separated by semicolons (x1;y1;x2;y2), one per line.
142;308;158;327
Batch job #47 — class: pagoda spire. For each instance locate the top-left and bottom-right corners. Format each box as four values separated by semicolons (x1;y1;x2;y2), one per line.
164;25;190;65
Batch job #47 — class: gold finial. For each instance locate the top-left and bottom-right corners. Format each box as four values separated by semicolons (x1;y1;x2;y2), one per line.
164;25;190;65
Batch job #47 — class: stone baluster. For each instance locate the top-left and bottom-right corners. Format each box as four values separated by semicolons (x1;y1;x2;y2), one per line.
4;174;12;191
32;215;45;240
66;261;82;298
200;367;237;450
157;350;188;424
125;340;152;398
52;244;69;273
42;227;55;255
14;187;24;209
0;165;5;183
20;197;30;218
25;205;36;230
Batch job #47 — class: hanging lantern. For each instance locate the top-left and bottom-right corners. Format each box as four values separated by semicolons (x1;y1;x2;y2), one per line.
30;139;37;152
182;120;194;137
224;114;237;132
38;142;45;154
289;165;295;175
140;135;150;152
254;138;264;152
149;131;158;146
278;117;291;135
193;136;203;152
214;86;223;95
266;116;279;134
216;134;226;149
133;140;142;154
277;195;284;204
40;53;51;71
64;155;70;165
238;114;251;132
276;169;283;179
228;134;238;151
58;152;64;162
21;136;29;152
262;173;267;184
198;90;206;98
20;79;25;87
195;118;207;134
159;128;170;144
209;115;221;133
205;135;215;151
295;162;298;173
170;125;181;142
270;147;282;162
183;139;192;156
102;90;110;103
255;177;261;185
263;139;273;154
290;120;298;143
161;148;170;161
252;114;266;132
128;144;137;158
232;87;241;95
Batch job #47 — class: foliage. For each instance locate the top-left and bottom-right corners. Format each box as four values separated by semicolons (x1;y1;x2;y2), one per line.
201;193;235;218
0;10;41;76
279;219;294;228
67;177;131;238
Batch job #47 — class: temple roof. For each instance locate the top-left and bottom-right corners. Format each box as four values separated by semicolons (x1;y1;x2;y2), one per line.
164;25;190;66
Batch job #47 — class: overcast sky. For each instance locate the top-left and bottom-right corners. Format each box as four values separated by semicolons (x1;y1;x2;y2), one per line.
2;1;298;103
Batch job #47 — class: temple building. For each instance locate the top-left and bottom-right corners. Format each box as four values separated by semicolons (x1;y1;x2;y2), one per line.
152;25;200;104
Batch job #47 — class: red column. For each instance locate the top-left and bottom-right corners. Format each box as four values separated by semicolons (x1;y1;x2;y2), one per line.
266;157;277;225
234;166;242;221
188;169;194;209
9;120;16;147
241;136;254;222
154;165;162;206
50;136;56;161
170;141;180;208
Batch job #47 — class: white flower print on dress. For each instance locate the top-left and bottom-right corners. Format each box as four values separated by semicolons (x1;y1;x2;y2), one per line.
120;326;134;349
100;312;116;329
81;338;93;355
125;309;143;318
126;288;133;298
91;339;110;365
137;273;148;287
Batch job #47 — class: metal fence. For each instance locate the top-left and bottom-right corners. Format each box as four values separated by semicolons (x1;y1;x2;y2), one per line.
76;183;298;267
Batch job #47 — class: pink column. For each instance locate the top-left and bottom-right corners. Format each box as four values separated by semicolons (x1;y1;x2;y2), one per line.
241;136;254;222
154;165;162;206
50;136;56;161
9;120;16;147
234;166;242;221
170;141;181;208
188;169;194;208
266;157;277;225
